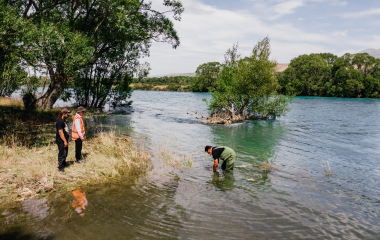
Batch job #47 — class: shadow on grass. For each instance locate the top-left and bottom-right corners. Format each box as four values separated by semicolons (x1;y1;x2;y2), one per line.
0;97;107;148
82;152;89;159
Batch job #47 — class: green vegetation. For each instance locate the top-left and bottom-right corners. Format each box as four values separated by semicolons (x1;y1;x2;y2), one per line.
132;76;193;92
132;52;380;101
1;0;184;109
202;38;291;124
134;76;194;85
278;53;380;98
190;62;221;92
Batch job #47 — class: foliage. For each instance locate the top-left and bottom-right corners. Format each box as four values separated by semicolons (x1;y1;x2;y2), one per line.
132;82;191;92
205;38;291;123
279;52;380;98
0;54;27;97
63;54;146;108
191;62;221;92
134;75;194;85
1;0;184;109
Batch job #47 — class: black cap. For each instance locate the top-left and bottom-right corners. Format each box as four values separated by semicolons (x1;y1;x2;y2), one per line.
61;108;72;116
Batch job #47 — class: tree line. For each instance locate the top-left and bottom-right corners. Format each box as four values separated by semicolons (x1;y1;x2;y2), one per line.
278;53;380;98
190;52;380;98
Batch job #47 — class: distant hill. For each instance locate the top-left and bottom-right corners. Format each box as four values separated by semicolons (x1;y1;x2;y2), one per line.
150;73;196;78
359;48;380;58
276;63;289;72
150;65;290;78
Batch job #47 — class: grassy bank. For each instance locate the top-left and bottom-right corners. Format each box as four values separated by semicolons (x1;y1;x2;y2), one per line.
0;98;151;206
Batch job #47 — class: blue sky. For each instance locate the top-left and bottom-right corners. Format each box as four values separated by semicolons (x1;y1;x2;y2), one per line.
147;0;380;76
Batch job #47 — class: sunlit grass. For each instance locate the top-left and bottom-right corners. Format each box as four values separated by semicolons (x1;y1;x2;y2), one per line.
0;131;151;206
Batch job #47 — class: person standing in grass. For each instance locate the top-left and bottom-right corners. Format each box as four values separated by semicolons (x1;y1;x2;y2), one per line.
56;108;72;175
205;146;236;172
72;106;86;163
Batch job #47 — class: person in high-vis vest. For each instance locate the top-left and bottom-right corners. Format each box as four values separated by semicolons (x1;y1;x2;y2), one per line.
72;106;86;163
205;146;236;172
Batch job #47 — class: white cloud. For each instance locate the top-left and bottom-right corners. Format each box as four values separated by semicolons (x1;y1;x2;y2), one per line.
145;0;378;76
342;8;380;18
272;0;304;19
334;30;348;37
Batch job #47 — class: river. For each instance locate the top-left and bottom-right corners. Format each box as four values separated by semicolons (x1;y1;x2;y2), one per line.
1;91;380;239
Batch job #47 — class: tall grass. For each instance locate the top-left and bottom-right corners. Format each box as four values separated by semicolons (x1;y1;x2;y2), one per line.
0;131;151;206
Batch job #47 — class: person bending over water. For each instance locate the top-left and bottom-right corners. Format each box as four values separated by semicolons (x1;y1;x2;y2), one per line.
205;146;236;172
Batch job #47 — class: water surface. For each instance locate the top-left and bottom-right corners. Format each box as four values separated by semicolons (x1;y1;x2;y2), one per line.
2;92;380;239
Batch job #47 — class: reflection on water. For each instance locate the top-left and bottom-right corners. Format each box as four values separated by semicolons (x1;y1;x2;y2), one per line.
1;92;380;239
209;171;235;192
71;190;88;217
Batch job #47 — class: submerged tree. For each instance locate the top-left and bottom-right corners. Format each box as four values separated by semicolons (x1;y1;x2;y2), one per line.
1;0;184;109
204;38;291;124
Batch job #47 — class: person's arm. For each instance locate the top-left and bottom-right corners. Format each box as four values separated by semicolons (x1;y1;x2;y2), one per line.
58;129;68;147
212;159;218;172
75;118;85;141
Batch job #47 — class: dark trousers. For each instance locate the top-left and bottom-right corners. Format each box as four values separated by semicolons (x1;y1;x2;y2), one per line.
57;143;68;171
221;160;227;171
75;138;83;161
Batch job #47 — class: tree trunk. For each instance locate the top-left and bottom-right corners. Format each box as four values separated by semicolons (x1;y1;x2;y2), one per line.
230;102;235;119
36;67;66;109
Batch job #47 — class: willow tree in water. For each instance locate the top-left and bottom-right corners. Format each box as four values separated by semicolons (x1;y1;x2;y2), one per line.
1;0;184;109
205;38;291;123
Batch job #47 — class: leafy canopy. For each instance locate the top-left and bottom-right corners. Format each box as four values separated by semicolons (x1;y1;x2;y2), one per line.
206;38;291;120
0;0;184;108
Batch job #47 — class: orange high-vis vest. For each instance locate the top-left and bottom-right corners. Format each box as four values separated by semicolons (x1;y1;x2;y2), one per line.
72;114;85;141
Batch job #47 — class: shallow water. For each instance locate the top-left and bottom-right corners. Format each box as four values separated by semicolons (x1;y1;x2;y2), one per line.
2;92;380;239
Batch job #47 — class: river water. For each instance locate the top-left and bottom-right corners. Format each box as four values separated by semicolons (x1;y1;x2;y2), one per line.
2;91;380;239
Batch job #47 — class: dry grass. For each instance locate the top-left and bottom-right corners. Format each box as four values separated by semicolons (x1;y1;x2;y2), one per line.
0;131;151;207
258;162;277;172
0;97;151;207
321;160;333;176
157;145;193;168
0;97;24;108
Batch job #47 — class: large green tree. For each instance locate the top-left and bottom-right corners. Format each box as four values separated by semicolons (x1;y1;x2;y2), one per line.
206;38;291;122
1;0;184;108
191;62;221;92
278;53;336;96
279;52;380;98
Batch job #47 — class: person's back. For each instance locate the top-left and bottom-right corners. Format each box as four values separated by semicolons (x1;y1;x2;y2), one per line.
205;146;236;172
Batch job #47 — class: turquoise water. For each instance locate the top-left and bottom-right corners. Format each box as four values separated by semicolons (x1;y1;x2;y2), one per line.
1;92;380;239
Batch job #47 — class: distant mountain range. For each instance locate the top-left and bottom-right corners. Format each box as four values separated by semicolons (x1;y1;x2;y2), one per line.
359;48;380;58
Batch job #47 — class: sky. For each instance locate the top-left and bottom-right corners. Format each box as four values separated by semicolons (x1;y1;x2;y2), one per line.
146;0;380;76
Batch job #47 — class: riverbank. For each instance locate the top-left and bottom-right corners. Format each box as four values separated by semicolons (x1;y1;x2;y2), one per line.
0;98;151;206
131;83;191;92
